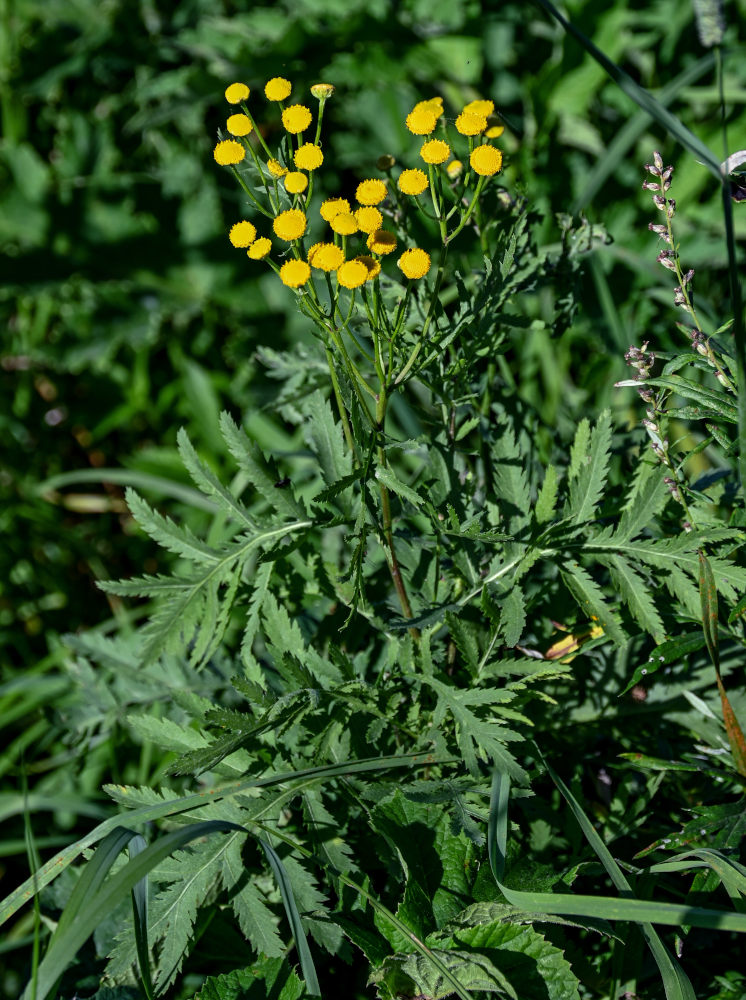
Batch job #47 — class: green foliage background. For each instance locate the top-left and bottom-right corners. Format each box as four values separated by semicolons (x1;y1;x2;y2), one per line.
2;0;746;997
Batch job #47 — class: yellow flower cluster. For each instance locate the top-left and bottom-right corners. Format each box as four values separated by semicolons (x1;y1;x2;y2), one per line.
215;80;504;297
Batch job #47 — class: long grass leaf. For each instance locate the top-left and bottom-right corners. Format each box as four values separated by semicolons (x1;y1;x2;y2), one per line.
260;839;320;996
128;834;155;1000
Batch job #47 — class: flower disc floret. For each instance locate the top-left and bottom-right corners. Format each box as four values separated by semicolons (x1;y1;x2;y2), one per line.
470;145;503;177
294;144;324;171
320;198;350;222
367;229;397;255
463;99;495;117
265;77;292;101
214;140;245;166
282;104;312;133
355;255;381;281
308;242;345;271
420;139;451;165
248;237;271;260
356;179;387;205
267;159;288;178
273;209;307;241
337;260;368;289
398;248;431;280
398;168;428;196
225;82;249;104
280;259;311;288
284;172;308;194
227;114;252;136
331;213;358;236
455;111;487;136
405;108;438;135
354;207;383;234
229;221;257;247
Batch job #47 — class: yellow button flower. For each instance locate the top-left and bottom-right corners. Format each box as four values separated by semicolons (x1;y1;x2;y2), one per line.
229;221;257;247
226;114;252;137
247;237;272;260
469;145;503;177
214;140;245;166
330;213;358;236
320;198;351;222
354;206;383;234
273;209;307;241
311;83;335;99
265;77;292;101
337;260;368;289
398;248;431;280
355;255;381;281
405;108;438;135
356;179;387;205
398;169;428;196
308;242;345;271
420;139;450;165
486;116;505;139
413;97;443;115
282;104;312;133
267;159;288;178
294;144;324;171
284;172;308;194
446;159;463;179
366;229;397;255
463;99;495;117
455;111;487;136
280;259;311;288
225;83;249;104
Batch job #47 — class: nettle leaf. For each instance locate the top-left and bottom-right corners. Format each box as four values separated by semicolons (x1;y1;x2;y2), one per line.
567;410;612;525
430;918;581;1000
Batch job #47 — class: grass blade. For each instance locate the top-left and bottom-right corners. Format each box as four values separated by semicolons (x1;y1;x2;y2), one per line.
128;834;155;1000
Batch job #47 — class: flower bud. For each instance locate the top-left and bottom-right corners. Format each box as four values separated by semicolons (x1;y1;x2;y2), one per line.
642;180;659;191
376;154;396;171
653;194;667;210
657;251;677;271
653;151;664;171
311;83;335;100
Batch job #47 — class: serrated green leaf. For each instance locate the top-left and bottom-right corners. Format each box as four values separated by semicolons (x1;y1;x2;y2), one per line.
560;562;624;645
534;465;558;524
375;465;423;508
499;588;525;648
567;410;612;525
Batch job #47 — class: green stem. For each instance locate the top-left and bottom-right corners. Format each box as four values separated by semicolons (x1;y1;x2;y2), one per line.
394;246;448;385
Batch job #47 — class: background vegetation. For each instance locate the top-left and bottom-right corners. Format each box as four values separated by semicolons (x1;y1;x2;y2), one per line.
2;0;745;998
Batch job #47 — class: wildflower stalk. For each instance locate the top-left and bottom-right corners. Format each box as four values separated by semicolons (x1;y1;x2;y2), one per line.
394;247;448;385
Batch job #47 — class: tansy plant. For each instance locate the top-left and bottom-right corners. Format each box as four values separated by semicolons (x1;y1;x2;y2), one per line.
213;78;506;623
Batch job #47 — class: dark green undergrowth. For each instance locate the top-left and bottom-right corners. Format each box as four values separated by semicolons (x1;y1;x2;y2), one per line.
2;1;746;999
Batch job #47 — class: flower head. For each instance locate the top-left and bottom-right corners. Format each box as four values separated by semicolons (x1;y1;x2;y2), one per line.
267;159;288;178
470;145;503;177
446;159;463;179
463;99;494;117
282;104;312;133
311;83;335;100
413;97;444;115
265;77;292;101
248;237;272;260
398;168;428;196
367;229;397;255
376;154;396;171
273;209;307;241
337;260;368;289
320;198;351;222
405;108;438;135
214;140;246;166
485;116;505;139
226;114;252;137
398;247;431;280
330;213;358;236
355;255;381;281
294;144;324;171
356;178;387;205
354;206;383;234
225;83;249;104
420;139;450;165
229;221;257;247
284;171;308;194
280;259;311;288
455;111;487;136
308;242;345;271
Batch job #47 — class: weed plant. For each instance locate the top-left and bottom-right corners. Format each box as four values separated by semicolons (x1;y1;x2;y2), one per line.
2;3;746;1000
